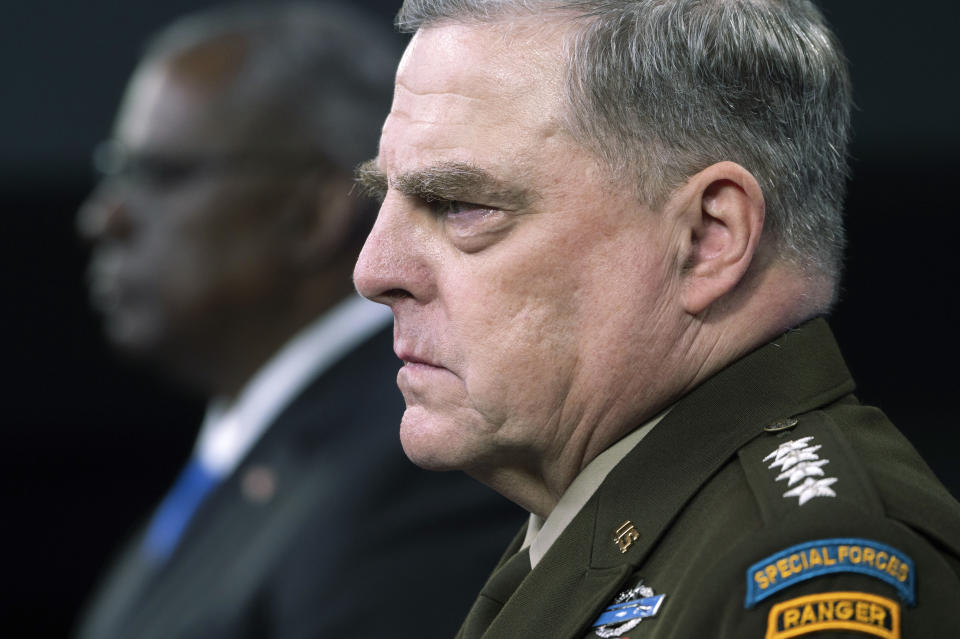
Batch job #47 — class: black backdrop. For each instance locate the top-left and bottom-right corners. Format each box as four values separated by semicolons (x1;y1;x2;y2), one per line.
3;2;958;636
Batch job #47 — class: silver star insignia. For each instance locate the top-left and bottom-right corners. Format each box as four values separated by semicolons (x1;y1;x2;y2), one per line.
763;437;815;462
783;477;838;505
767;445;822;471
776;459;829;485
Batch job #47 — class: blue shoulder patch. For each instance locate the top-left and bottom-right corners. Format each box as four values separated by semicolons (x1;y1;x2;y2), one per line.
744;537;915;608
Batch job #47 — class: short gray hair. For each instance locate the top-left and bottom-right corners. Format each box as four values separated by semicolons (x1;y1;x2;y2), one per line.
144;2;401;174
397;0;852;285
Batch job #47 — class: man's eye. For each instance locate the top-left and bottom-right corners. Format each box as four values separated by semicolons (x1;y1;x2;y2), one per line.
429;198;514;253
435;200;489;218
131;158;200;188
435;200;461;216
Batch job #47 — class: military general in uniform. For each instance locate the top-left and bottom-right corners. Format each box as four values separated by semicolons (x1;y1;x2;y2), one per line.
353;0;960;637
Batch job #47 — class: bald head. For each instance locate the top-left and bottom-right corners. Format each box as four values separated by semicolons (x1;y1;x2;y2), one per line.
162;31;248;90
140;2;400;169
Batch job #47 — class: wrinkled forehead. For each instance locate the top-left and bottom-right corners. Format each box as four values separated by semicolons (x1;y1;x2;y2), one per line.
382;18;573;171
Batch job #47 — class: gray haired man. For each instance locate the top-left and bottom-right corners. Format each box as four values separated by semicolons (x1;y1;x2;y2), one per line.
354;0;960;637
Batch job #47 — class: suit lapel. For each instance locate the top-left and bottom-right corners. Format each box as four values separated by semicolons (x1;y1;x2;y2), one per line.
125;427;323;637
104;327;399;638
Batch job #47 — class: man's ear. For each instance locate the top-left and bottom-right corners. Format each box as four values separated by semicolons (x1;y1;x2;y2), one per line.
678;161;765;315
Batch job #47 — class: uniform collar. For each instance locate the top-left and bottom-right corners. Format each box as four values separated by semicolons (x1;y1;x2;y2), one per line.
588;317;855;570
521;411;667;568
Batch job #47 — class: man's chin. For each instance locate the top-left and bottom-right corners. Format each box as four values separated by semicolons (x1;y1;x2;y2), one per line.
101;311;166;357
398;407;477;472
102;317;197;384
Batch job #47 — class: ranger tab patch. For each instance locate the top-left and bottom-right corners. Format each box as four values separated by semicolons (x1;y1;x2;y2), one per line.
765;591;900;639
745;538;915;608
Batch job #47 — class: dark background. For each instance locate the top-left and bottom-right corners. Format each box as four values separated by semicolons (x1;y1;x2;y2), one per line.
3;2;958;636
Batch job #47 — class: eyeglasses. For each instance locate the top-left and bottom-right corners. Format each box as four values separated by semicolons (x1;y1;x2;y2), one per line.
92;140;333;189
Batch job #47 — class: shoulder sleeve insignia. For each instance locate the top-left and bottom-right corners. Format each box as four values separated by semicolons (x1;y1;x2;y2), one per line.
745;538;915;608
766;591;900;639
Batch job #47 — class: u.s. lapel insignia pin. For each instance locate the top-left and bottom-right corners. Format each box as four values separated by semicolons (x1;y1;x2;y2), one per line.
241;465;277;504
592;579;666;638
613;520;640;553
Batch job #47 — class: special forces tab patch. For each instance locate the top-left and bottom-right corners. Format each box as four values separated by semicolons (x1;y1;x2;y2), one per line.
745;538;916;608
765;591;900;639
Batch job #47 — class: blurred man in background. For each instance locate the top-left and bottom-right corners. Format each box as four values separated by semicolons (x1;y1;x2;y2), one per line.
74;3;522;638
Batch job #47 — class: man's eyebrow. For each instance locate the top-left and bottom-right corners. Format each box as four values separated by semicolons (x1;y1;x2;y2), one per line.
354;159;388;201
394;162;532;209
355;159;533;209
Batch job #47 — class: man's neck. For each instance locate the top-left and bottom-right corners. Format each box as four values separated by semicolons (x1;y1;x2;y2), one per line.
469;261;829;518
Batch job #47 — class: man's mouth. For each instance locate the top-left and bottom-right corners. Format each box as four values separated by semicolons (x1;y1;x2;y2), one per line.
396;350;439;368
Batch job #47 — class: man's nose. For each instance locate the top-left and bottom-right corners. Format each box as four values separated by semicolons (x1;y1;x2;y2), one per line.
76;182;134;243
353;194;435;306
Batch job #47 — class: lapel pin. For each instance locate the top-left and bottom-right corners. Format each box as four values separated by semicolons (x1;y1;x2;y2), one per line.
613;520;640;554
763;417;799;433
241;465;277;504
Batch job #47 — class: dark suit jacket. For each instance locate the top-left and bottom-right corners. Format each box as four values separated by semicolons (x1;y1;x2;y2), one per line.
76;325;524;639
457;319;960;638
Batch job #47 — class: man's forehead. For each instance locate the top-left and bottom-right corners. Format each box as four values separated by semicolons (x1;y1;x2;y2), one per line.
396;18;569;102
115;64;176;146
116;60;243;152
381;19;571;177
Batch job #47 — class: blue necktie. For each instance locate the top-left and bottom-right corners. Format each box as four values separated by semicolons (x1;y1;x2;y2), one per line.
141;458;219;561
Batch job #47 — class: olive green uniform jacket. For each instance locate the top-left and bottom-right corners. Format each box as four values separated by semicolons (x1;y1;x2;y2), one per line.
456;319;960;639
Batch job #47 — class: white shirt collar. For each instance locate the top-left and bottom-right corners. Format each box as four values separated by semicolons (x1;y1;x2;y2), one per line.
521;410;669;568
195;296;393;478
